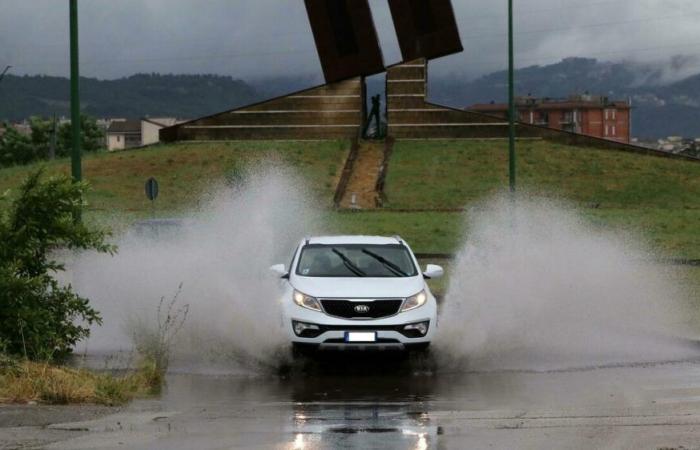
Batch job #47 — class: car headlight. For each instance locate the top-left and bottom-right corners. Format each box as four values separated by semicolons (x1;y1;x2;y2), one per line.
401;290;427;312
293;290;322;312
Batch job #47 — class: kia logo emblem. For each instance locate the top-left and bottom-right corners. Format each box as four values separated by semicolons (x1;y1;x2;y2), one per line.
354;304;370;314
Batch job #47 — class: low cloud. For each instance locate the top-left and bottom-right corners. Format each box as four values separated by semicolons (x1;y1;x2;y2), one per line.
1;0;699;81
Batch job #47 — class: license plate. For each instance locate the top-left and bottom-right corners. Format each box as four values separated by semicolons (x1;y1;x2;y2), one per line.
345;332;377;343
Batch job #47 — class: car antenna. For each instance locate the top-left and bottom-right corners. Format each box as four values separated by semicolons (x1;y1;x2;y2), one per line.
304;236;310;245
393;235;403;244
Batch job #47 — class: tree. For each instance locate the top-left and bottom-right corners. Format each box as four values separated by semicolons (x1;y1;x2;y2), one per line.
57;115;104;156
29;116;52;158
0;171;115;360
0;125;39;167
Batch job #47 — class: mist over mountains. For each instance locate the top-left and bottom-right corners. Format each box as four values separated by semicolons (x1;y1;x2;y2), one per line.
1;58;699;139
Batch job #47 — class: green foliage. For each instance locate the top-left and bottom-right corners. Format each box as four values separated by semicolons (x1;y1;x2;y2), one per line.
0;115;104;168
29;116;52;158
0;127;39;166
0;170;115;360
57;115;104;156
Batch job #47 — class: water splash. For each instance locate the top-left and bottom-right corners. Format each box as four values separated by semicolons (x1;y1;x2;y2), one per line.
435;195;698;371
71;167;319;373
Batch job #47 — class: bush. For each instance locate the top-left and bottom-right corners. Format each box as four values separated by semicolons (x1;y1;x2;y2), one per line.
0;126;39;166
0;170;115;360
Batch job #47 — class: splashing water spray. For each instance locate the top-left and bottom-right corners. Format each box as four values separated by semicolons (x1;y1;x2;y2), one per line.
71;167;320;374
435;194;698;372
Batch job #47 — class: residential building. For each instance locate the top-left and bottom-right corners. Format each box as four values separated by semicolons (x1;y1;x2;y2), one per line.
106;117;184;151
106;119;142;151
469;94;632;143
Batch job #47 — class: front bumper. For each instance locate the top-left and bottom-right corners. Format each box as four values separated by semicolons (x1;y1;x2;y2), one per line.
287;319;435;350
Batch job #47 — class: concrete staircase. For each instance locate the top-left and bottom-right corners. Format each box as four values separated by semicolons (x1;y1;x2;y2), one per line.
161;78;364;142
339;140;385;209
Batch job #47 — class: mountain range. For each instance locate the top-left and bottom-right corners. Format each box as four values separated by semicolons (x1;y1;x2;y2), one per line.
1;58;699;139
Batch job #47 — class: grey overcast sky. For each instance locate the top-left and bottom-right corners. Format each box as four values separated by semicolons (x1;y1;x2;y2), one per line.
2;0;700;81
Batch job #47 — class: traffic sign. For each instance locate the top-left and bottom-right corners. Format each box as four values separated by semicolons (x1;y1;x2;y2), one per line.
145;177;159;201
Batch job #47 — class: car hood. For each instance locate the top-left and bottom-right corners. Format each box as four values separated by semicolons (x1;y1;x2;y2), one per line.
290;275;425;299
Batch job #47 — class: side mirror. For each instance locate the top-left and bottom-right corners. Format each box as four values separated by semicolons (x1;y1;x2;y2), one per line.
423;264;444;279
269;264;288;278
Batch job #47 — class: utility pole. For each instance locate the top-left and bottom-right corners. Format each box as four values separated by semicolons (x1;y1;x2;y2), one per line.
507;0;516;193
69;0;81;183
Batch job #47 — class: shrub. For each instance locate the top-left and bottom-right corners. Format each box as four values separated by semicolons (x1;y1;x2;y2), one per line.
0;170;115;360
129;284;189;374
0;126;39;166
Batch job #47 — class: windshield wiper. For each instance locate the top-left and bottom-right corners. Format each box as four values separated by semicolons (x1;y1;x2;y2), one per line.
361;249;409;277
332;248;366;277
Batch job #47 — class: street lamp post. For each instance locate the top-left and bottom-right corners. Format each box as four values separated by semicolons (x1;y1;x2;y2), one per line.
69;0;81;183
507;0;516;193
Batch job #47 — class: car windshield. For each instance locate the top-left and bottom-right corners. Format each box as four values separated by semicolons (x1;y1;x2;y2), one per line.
295;244;418;278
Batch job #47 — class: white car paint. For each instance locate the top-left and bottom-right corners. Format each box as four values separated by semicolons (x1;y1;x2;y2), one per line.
272;235;442;351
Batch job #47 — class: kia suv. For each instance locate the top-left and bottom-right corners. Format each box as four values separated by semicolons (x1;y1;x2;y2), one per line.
270;236;443;353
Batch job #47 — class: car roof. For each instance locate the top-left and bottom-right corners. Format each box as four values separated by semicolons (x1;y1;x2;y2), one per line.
305;235;403;245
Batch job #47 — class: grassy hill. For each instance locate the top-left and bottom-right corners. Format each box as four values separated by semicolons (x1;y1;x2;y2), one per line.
1;139;699;260
385;140;700;258
0;140;349;216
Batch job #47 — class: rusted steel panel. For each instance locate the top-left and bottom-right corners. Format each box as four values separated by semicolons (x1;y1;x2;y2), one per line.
305;0;385;83
388;0;463;61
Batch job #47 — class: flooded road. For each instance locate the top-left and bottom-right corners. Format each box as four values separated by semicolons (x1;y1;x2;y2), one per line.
5;357;700;449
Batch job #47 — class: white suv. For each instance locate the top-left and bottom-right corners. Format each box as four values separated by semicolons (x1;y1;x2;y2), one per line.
270;235;443;353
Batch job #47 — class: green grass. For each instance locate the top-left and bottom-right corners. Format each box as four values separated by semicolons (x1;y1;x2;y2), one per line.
385;140;700;209
384;139;700;257
0;140;350;215
325;211;465;254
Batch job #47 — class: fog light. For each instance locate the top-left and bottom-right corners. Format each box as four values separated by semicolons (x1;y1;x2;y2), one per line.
403;321;429;336
292;321;321;337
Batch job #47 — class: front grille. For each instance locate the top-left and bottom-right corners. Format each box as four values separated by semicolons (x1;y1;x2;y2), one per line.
320;299;403;319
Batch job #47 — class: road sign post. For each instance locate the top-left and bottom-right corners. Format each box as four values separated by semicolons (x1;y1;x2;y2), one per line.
145;177;159;218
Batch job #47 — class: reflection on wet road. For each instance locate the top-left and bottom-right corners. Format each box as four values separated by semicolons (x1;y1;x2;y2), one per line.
16;355;700;449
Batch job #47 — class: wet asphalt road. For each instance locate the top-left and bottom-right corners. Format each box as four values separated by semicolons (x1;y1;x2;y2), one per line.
5;355;700;449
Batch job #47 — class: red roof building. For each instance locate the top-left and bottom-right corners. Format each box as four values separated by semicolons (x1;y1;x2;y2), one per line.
469;94;632;143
